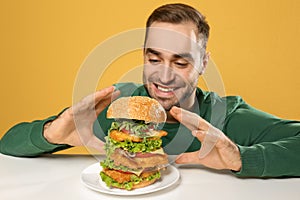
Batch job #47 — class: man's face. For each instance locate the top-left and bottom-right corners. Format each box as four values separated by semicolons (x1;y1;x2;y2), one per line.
143;22;207;111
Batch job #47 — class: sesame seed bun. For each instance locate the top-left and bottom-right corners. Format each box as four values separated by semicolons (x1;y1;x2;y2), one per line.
107;96;166;123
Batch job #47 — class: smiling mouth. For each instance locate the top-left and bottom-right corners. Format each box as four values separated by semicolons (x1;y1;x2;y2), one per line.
157;85;174;92
152;83;177;93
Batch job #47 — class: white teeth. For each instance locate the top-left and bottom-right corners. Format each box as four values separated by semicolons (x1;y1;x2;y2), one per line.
157;86;174;92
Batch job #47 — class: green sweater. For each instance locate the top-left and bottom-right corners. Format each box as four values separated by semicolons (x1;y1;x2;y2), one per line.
1;83;300;178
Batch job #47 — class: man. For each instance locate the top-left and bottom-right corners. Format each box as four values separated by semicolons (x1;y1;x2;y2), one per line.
1;3;299;177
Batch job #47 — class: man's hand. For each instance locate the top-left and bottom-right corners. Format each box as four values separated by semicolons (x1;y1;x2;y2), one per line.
169;106;242;171
43;86;120;153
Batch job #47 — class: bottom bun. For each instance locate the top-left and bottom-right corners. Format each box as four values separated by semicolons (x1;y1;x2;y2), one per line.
130;178;158;189
100;169;161;190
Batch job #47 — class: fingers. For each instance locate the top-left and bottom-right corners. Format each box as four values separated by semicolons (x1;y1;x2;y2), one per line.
95;89;120;114
78;86;120;114
192;129;220;143
86;136;106;154
192;130;206;142
71;86;120;124
169;106;197;130
199;132;220;159
94;86;118;102
170;106;209;131
175;131;215;165
75;86;116;110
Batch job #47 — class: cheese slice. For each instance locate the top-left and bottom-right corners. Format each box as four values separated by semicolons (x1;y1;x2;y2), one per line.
149;148;165;155
126;168;144;176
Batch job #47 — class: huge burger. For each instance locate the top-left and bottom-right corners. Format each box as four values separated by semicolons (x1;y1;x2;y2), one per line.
100;96;169;190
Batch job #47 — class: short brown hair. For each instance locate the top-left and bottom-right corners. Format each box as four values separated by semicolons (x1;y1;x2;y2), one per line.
146;3;210;47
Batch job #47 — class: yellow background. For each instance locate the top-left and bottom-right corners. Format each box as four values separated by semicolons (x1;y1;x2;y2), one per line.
1;0;299;153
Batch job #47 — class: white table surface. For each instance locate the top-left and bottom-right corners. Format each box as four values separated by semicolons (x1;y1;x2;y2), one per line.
1;153;299;200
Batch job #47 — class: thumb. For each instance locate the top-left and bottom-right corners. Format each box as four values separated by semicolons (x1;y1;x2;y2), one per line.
175;152;201;164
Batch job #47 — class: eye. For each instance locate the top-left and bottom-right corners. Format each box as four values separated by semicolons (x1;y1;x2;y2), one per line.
149;59;161;65
174;62;188;67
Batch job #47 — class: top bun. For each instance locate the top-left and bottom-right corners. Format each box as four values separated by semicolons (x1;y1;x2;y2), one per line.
107;96;167;123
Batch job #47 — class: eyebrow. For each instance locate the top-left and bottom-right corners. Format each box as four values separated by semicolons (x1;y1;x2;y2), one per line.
145;48;194;62
145;48;161;56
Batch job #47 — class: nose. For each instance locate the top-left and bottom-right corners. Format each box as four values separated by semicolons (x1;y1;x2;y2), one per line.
158;63;175;85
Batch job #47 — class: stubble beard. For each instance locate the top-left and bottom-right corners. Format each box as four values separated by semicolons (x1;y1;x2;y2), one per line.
143;69;198;111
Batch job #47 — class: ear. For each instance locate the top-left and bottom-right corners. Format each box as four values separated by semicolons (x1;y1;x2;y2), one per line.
200;52;210;75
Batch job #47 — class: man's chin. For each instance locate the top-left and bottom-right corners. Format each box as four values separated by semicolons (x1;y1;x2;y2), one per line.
144;85;179;110
155;98;179;111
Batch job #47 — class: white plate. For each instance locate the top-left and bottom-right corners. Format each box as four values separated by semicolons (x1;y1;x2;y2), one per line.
81;163;180;196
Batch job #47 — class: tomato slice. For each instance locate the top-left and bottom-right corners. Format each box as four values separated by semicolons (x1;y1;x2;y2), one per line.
120;128;130;134
135;152;155;158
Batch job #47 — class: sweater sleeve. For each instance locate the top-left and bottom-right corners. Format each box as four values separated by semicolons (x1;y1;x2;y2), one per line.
224;104;300;177
0;113;71;157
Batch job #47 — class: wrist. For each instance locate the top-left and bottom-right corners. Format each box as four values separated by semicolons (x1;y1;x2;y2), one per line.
43;120;57;144
230;145;242;171
42;109;68;144
43;108;75;145
231;159;242;172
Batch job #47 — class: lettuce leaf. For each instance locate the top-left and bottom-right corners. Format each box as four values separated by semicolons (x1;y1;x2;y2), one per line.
105;136;162;153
